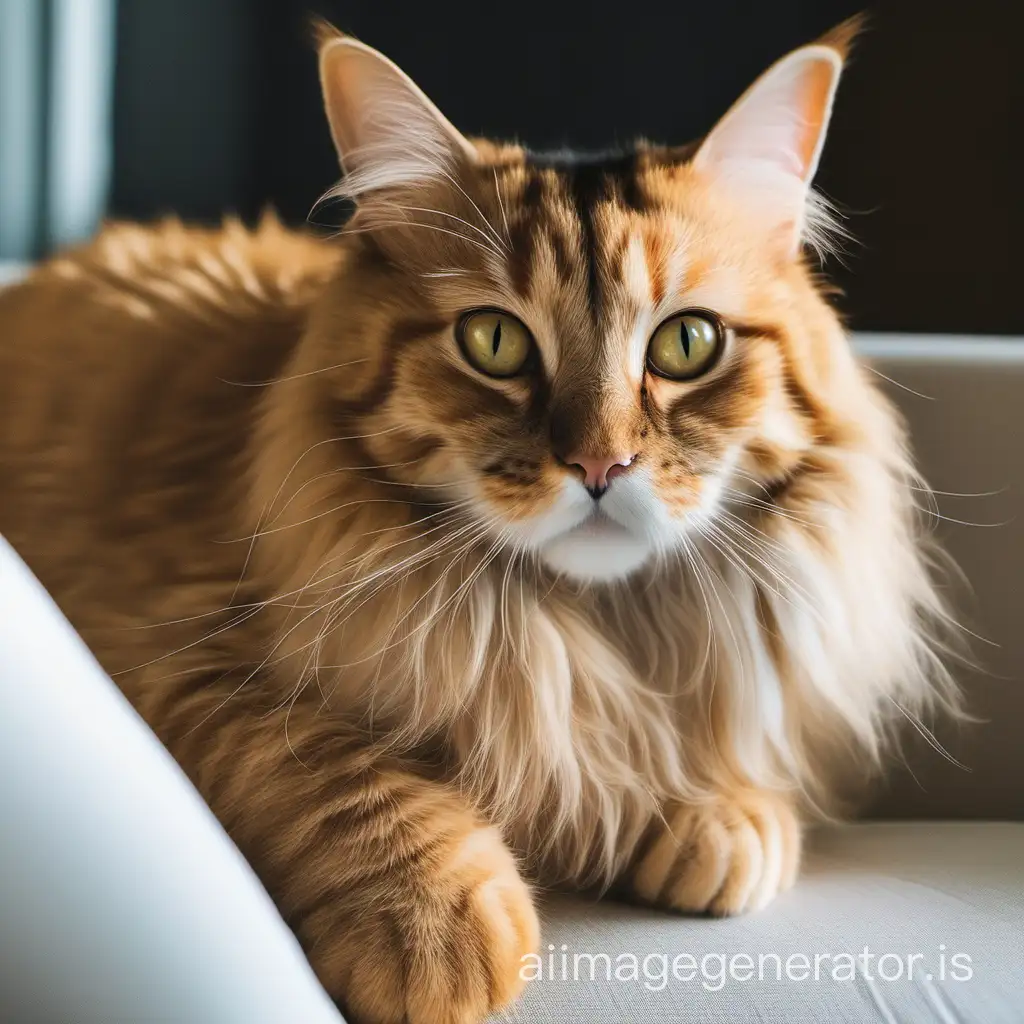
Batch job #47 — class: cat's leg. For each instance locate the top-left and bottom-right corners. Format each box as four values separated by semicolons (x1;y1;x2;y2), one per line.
626;789;801;915
144;672;538;1024
272;762;538;1024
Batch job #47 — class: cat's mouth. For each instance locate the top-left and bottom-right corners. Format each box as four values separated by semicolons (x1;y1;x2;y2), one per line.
572;508;634;539
540;507;652;582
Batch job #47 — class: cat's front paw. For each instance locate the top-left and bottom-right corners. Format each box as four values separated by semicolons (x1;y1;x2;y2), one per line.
337;825;539;1024
631;790;801;915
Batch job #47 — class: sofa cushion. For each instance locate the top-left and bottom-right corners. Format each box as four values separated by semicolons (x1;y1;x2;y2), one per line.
507;822;1024;1023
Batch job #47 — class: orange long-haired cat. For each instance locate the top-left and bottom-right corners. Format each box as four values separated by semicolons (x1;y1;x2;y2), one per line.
0;19;957;1024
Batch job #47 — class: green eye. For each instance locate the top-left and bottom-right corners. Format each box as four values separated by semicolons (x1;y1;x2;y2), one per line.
647;310;723;380
457;310;533;377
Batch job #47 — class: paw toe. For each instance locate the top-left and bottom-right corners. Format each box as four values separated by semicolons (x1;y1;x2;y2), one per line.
634;791;801;917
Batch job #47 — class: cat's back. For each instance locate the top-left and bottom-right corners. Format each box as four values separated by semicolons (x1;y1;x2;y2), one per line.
0;214;339;632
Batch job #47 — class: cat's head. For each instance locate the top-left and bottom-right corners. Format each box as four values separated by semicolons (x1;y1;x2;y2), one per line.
312;21;859;583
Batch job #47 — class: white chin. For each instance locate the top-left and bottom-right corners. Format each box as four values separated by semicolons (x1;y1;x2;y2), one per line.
539;517;652;582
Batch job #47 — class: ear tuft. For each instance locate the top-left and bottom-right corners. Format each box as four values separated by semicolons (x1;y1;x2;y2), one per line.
310;16;344;52
817;12;867;61
317;33;477;208
694;20;857;257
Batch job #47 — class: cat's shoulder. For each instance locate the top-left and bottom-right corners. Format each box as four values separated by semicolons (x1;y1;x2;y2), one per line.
6;211;340;325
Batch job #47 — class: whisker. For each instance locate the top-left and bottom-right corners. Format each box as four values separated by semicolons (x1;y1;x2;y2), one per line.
217;424;408;549
219;358;368;388
909;485;1005;499
861;364;935;401
240;496;443;542
913;506;1009;529
392;204;507;258
313;521;496;672
335;219;502;258
493;167;512;246
885;696;971;771
436;169;511;254
264;456;440;528
114;602;268;676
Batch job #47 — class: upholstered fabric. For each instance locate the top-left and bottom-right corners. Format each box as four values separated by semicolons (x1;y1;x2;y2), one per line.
507;822;1024;1023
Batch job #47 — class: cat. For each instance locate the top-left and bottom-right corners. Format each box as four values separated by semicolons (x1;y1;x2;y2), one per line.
0;17;958;1024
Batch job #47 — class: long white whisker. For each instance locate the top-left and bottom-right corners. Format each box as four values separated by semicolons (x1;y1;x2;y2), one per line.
436;169;510;254
219;358;368;388
393;204;506;258
493;167;512;246
336;218;502;257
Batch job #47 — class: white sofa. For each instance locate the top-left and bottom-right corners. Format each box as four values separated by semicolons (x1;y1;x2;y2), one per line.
1;336;1022;1023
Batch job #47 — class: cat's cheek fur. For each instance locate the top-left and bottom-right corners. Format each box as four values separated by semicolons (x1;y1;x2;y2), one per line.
472;476;591;549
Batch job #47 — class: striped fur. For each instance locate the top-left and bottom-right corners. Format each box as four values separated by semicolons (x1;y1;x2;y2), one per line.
0;19;958;1024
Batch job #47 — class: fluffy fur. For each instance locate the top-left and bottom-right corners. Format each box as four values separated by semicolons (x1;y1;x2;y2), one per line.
0;18;957;1024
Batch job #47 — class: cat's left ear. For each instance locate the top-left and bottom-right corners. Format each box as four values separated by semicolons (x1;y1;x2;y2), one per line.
693;19;859;254
317;23;478;202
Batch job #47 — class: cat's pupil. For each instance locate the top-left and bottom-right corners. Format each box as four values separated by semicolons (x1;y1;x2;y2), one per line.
492;321;502;356
679;323;691;359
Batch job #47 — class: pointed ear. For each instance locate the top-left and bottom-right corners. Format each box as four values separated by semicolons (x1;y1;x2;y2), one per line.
693;22;857;254
317;25;478;202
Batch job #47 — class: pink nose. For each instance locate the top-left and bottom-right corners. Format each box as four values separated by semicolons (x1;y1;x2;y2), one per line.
565;452;637;496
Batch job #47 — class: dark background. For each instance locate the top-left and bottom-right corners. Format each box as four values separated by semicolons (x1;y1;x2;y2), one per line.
111;1;1024;334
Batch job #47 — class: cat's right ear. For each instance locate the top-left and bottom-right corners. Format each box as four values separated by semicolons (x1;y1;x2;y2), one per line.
317;23;478;202
692;17;860;256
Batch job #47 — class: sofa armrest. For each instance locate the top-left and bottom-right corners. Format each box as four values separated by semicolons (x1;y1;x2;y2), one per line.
0;536;344;1023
